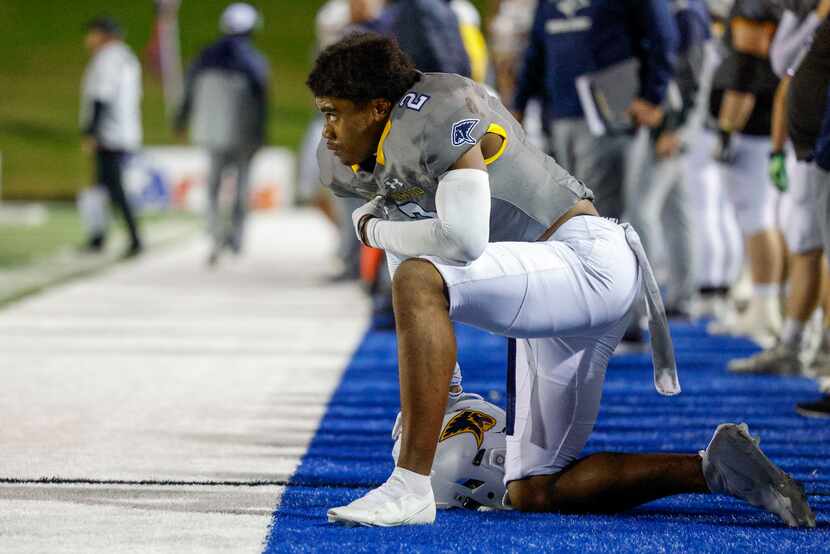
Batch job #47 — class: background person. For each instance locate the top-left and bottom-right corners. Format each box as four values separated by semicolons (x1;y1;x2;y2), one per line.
706;0;787;345
80;16;143;258
623;0;711;317
174;2;269;266
685;4;744;319
789;14;830;416
729;0;830;376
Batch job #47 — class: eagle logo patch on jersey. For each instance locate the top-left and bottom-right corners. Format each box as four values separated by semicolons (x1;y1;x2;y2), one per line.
451;119;480;147
439;409;497;449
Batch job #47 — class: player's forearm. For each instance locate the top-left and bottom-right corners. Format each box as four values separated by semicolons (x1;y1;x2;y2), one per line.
368;218;475;263
367;169;491;264
718;90;755;133
770;78;790;152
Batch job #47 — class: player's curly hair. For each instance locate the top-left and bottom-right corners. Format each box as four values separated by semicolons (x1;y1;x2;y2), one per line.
306;32;420;103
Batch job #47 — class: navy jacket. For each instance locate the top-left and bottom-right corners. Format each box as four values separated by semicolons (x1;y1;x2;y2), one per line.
675;0;710;55
590;0;679;106
515;0;679;121
176;35;269;140
667;0;710;129
513;0;596;120
375;0;471;77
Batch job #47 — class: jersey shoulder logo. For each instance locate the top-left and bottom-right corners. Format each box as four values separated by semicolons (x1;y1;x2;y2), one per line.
451;119;480;147
439;409;497;449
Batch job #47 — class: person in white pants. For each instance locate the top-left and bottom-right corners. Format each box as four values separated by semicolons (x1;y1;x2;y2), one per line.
623;0;712;316
685;37;744;310
706;1;788;344
732;0;830;376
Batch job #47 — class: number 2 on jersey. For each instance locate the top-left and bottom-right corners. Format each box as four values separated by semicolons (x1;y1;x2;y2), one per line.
399;92;430;112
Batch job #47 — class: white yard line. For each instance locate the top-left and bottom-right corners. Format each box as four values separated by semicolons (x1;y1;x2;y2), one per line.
0;209;368;553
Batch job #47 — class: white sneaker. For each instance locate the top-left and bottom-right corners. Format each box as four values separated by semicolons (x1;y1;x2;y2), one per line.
700;423;815;528
806;345;830;379
705;299;742;335
728;343;803;375
327;473;436;527
689;294;728;320
708;297;781;348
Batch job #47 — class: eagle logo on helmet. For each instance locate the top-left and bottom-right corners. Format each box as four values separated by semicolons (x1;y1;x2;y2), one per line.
439;409;497;449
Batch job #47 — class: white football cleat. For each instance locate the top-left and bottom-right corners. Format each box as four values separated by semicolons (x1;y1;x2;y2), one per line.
327;474;436;527
700;423;815;528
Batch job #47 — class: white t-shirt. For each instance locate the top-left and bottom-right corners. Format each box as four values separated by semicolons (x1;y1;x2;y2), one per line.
80;41;142;150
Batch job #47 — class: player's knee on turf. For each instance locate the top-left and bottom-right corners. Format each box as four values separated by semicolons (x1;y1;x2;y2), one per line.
507;455;621;513
391;259;448;313
507;479;553;512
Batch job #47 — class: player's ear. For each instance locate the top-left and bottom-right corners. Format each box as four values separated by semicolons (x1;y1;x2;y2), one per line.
370;98;393;121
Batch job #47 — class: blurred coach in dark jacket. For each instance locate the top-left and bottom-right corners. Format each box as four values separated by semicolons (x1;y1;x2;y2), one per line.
373;0;471;77
514;0;678;219
175;2;269;266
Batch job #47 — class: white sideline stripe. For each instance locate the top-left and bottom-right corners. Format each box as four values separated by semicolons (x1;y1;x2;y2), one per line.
0;210;369;554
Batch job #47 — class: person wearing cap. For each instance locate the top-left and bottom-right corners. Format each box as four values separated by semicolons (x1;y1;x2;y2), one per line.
175;3;269;266
80;16;144;257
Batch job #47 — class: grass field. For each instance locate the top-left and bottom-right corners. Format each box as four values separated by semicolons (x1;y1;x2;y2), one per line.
0;202;199;268
0;1;487;201
0;0;327;200
0;204;85;268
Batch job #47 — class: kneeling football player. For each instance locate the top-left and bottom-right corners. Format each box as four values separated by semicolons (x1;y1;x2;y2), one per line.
309;33;815;528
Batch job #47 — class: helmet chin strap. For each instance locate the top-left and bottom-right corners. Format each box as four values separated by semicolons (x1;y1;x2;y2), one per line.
449;362;463;399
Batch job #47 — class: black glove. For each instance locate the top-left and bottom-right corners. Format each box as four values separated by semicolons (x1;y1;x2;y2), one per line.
713;129;736;164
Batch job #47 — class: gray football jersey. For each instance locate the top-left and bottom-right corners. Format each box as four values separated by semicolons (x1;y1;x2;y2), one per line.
318;72;593;242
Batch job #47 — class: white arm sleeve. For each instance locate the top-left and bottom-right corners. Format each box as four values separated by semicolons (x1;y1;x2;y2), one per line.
770;12;821;78
366;168;491;265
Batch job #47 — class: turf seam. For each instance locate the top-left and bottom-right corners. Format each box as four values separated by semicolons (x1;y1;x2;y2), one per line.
0;477;382;489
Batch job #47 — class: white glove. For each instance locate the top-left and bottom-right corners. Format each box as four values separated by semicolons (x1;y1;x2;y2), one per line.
351;196;385;246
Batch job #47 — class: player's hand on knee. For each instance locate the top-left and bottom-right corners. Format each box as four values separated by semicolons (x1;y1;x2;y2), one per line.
627;99;664;128
655;131;681;160
768;151;788;192
352;196;385;246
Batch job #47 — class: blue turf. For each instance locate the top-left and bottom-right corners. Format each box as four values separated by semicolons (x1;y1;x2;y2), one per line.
264;322;830;553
